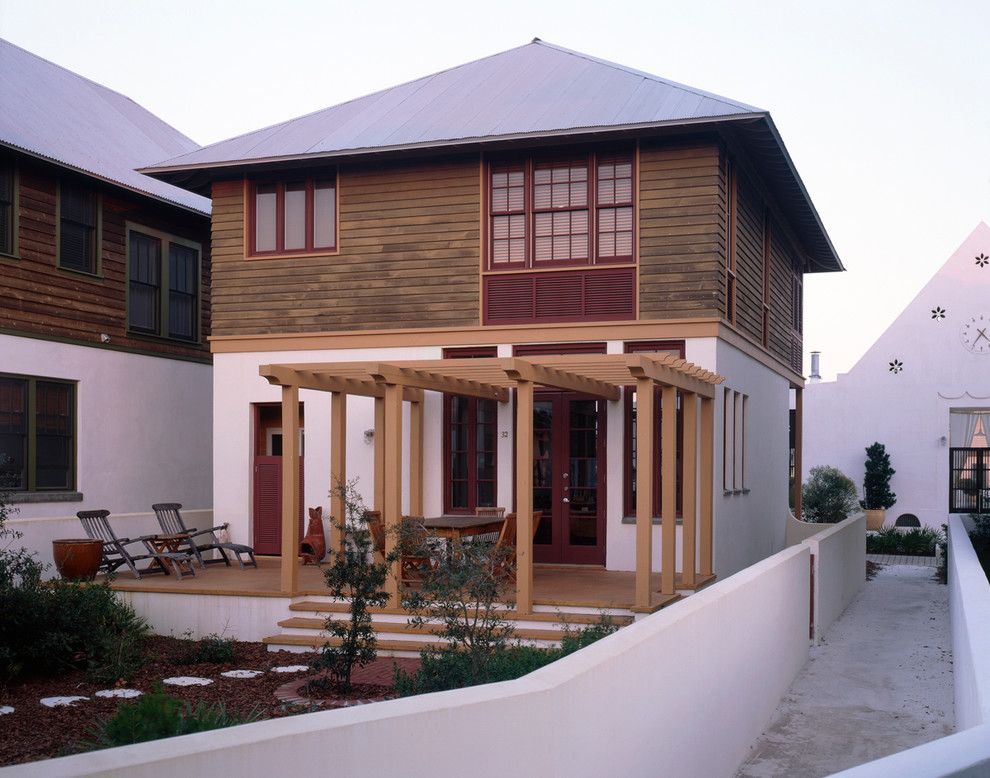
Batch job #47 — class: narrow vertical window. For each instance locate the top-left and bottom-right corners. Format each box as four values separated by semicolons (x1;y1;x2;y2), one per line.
0;166;13;255
283;182;307;251
254;184;277;252
128;231;161;334
725;161;737;324
741;394;749;489
734;392;744;490
490;165;526;266
34;381;73;490
762;211;772;347
0;377;27;490
723;387;734;491
313;180;336;249
792;272;803;333
168;243;198;341
596;156;633;259
59;183;97;273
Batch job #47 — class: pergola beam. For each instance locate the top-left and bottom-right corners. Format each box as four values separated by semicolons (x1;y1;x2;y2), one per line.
369;364;509;402
260;365;384;397
503;358;621;401
626;355;715;398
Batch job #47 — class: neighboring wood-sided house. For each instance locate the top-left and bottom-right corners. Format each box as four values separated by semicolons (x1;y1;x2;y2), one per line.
145;40;842;616
0;39;213;560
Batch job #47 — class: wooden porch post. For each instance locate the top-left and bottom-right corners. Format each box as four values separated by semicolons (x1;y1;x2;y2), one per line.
373;396;385;512
410;398;424;516
794;387;803;521
660;385;678;596
329;391;347;554
635;377;654;610
383;383;403;606
699;395;715;577
681;392;698;588
280;384;300;594
515;380;534;616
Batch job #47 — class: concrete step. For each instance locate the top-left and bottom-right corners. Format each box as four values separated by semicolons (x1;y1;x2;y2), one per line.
262;633;443;657
277;616;567;643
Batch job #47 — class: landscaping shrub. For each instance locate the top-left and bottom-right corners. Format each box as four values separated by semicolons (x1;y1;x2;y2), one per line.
866;526;943;556
860;442;896;511
802;466;859;523
177;632;238;665
83;685;259;749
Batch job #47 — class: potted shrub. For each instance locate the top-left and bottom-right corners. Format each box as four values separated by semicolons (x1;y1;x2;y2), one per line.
861;442;896;531
802;466;859;523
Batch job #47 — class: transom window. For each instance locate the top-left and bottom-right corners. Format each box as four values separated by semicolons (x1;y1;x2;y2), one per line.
0;374;75;492
58;182;99;274
250;177;337;256
488;151;634;270
127;225;201;342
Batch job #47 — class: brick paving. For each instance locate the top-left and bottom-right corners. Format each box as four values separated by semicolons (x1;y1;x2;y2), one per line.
866;553;937;568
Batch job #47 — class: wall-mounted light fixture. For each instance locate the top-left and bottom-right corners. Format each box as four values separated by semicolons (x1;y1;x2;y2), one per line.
940;435;947;447
363;429;374;444
99;333;111;344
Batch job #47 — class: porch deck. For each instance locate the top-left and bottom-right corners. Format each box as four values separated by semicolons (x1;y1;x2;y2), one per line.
109;557;714;612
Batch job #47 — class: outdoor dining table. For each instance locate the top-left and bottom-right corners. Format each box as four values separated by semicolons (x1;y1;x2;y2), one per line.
420;515;505;542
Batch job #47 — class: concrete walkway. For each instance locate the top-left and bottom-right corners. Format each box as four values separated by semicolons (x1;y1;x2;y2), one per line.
736;564;953;778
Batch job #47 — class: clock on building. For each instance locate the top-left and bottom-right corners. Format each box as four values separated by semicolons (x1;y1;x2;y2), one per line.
960;314;990;353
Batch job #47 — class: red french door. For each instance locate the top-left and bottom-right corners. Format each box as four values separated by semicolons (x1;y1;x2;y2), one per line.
532;392;606;565
251;403;304;556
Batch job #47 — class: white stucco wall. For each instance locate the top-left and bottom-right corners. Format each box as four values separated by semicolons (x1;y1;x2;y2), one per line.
804;223;990;528
1;334;212;553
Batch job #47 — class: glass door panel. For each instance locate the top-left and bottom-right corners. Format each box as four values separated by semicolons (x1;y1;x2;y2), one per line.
533;400;554;546
566;399;599;547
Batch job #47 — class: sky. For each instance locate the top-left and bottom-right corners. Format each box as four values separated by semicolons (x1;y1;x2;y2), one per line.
1;0;988;380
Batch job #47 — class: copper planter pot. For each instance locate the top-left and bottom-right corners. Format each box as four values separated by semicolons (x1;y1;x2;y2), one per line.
52;538;104;581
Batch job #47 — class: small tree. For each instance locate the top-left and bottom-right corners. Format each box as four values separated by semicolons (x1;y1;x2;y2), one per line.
310;479;397;693
861;442;896;510
802;466;858;523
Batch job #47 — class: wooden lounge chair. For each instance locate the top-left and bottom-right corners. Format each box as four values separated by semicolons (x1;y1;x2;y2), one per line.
364;511;438;586
152;503;257;570
77;509;195;579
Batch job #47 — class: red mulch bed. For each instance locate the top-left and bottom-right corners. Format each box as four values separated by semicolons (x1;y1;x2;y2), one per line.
0;636;417;767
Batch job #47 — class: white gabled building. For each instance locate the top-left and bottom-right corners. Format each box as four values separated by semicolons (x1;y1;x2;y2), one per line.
804;222;990;528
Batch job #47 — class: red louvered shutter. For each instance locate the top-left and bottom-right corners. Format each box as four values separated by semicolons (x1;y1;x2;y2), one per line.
534;273;583;320
252;455;305;556
484;275;535;323
484;268;636;324
584;269;636;319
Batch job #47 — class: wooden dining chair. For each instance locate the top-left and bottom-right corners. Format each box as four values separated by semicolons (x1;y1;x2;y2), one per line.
363;510;437;587
491;511;542;582
473;506;506;543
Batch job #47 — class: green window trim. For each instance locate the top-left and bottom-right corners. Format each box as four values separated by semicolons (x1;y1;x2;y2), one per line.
0;373;77;493
125;222;203;345
55;180;103;277
0;163;19;259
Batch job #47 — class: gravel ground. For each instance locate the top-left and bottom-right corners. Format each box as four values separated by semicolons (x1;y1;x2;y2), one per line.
736;564;953;778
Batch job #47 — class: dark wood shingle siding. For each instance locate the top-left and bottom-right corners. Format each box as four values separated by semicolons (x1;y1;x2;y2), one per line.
1;158;211;360
210;158;481;335
638;141;722;320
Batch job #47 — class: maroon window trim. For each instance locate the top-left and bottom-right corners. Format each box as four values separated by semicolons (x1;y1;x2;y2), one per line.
442;346;499;514
248;175;337;257
512;342;607;356
622;341;686;518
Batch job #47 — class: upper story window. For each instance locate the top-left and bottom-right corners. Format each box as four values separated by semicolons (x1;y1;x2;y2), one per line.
58;183;99;274
725;160;737;325
487;151;634;270
127;225;201;342
0;165;15;256
0;374;75;492
250;177;337;256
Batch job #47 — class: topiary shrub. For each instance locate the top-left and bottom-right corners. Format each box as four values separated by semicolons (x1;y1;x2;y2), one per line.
802;466;859;523
861;442;896;510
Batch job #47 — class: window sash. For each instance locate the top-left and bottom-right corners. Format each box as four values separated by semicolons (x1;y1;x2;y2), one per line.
168;243;198;341
0;166;12;255
0;375;74;492
59;184;97;273
127;225;200;342
251;177;337;256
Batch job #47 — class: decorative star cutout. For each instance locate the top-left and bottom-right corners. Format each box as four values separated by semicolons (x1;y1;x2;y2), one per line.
888;359;904;374
931;306;946;321
977;253;989;268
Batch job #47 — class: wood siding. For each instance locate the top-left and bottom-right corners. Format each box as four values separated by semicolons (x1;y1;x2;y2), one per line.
210;158;481;335
638;141;723;320
1;156;211;361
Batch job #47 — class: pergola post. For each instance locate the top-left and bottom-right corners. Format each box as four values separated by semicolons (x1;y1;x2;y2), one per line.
373;396;385;514
660;385;678;596
329;391;347;554
699;395;715;577
635;377;654;610
515;380;534;616
382;383;403;606
410;398;424;516
794;387;803;521
681;392;698;587
279;384;300;595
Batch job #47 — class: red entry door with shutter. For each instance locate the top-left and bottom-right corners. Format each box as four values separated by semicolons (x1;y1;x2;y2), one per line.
252;403;304;556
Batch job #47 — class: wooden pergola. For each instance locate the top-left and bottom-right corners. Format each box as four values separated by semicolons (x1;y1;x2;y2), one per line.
260;353;724;614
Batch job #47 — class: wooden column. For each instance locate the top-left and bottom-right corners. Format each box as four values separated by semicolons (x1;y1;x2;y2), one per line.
515;380;534;616
794;387;803;521
329;391;347;554
681;392;698;588
373;396;385;512
699;395;715;577
660;385;678;596
410;398;424;516
279;384;300;595
635;377;654;610
382;383;403;606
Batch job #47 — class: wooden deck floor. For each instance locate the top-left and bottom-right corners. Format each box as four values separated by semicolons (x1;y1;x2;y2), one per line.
109;557;713;612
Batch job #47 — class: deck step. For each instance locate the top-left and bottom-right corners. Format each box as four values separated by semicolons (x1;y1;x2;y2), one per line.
277;616;568;642
288;600;633;626
262;634;445;654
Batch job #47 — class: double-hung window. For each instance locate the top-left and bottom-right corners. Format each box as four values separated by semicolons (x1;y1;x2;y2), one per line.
0;164;15;256
251;177;337;256
0;375;75;492
127;225;200;342
488;151;634;270
58;183;99;274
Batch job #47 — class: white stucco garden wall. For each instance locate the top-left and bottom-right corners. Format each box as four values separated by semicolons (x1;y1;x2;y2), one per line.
804;223;990;528
2;334;212;559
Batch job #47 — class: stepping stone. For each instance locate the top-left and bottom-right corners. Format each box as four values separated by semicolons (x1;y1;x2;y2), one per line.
162;676;213;687
95;689;143;699
221;670;264;679
0;705;13;715
40;696;89;708
271;665;310;674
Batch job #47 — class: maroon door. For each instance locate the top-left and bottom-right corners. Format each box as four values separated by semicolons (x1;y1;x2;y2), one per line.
532;392;606;565
252;456;304;556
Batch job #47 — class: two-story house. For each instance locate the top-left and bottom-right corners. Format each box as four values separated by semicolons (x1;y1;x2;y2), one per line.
0;39;213;562
145;40;842;613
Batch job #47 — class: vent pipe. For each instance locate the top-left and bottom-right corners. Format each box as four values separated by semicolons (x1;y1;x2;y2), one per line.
809;351;821;382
